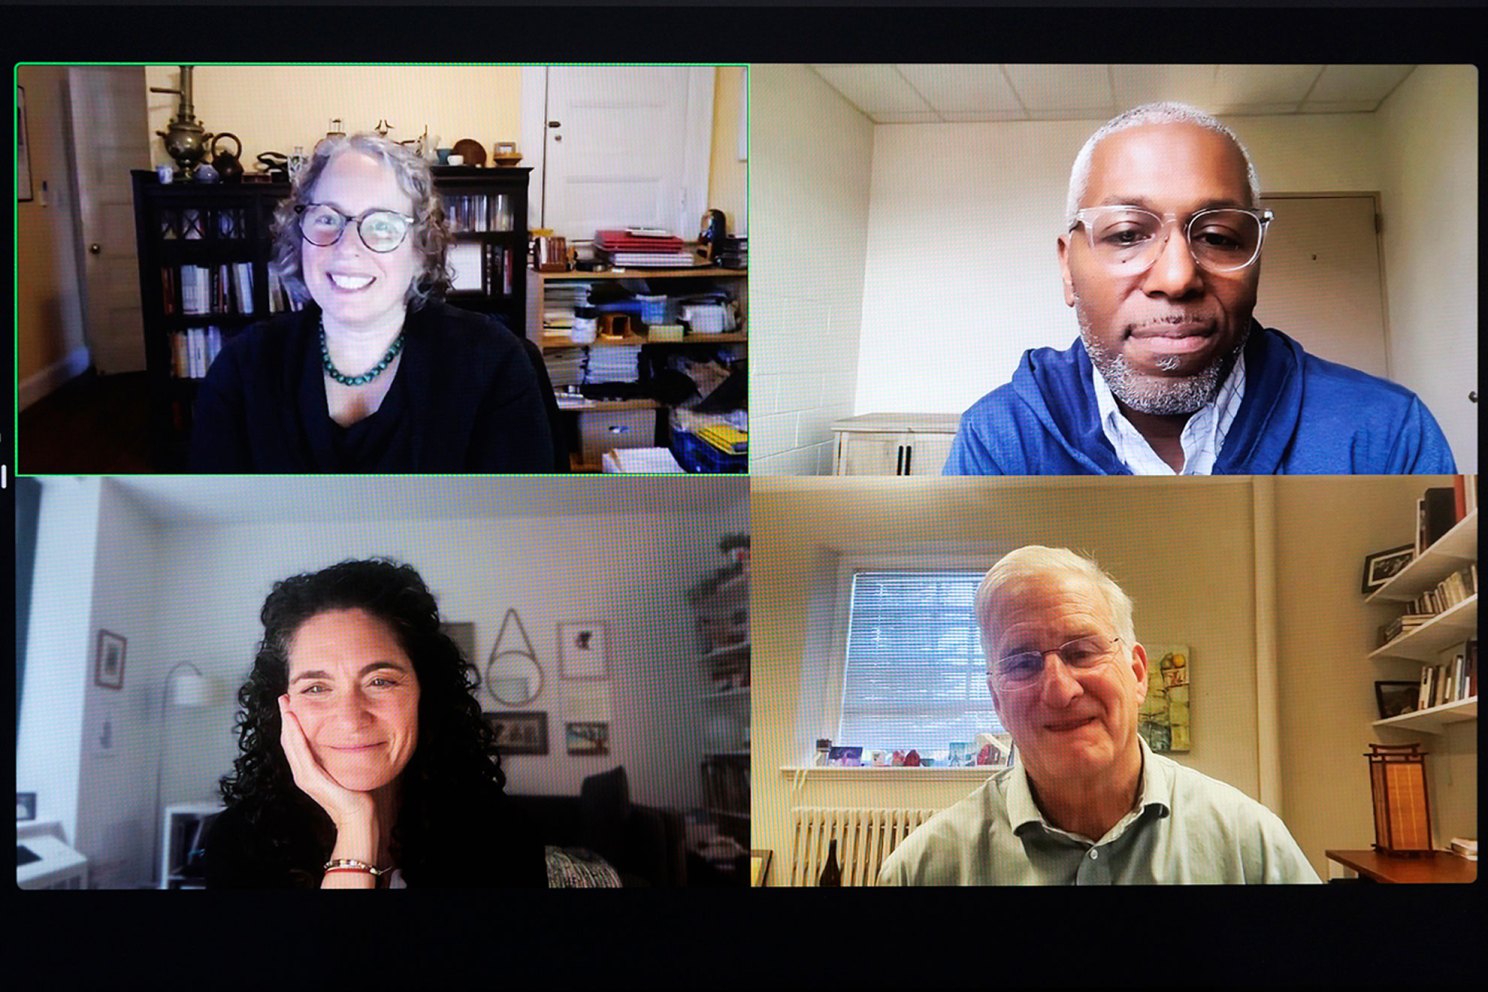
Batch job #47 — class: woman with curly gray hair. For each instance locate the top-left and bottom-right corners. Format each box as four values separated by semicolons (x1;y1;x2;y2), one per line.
189;133;557;472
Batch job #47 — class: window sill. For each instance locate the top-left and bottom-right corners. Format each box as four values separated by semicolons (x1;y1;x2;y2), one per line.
780;765;1005;784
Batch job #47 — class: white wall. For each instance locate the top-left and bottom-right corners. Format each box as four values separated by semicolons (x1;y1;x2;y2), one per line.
1374;65;1478;471
852;112;1389;416
749;64;875;475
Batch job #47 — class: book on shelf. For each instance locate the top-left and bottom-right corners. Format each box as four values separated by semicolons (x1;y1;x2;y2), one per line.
1419;486;1457;553
171;326;224;379
231;262;255;315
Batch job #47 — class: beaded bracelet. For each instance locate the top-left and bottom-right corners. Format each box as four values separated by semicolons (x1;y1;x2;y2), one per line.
324;858;390;877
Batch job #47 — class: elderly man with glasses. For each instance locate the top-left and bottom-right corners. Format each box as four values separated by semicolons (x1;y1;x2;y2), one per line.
943;103;1454;475
879;546;1319;885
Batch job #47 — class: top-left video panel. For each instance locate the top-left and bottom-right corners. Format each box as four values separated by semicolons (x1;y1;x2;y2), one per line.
16;64;748;474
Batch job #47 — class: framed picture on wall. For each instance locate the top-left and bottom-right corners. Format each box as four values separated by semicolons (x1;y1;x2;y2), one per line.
485;711;548;755
94;630;127;690
558;622;608;680
1361;545;1414;595
565;721;609;756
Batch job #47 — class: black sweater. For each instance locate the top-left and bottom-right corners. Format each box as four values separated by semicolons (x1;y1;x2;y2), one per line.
189;302;560;472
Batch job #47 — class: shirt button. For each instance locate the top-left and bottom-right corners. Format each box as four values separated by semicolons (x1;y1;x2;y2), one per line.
1089;849;1099;860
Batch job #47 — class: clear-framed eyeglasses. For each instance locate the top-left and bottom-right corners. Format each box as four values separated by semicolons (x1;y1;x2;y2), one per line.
1069;205;1273;274
989;633;1125;690
297;203;416;253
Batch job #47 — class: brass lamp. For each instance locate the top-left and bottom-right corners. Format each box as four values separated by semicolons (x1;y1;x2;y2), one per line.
1365;743;1433;856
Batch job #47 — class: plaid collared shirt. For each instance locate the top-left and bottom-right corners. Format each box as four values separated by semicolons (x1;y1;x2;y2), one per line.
1091;350;1247;475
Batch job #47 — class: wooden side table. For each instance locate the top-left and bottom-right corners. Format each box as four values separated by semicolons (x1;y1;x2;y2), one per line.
1325;849;1476;883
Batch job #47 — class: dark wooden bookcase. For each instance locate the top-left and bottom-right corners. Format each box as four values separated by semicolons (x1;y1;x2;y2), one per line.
130;166;531;469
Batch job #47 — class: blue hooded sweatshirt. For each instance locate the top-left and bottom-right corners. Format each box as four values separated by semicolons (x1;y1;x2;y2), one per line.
943;324;1457;475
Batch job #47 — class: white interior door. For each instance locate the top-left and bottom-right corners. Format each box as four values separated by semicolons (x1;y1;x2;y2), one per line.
532;66;714;241
1253;194;1389;378
66;66;152;374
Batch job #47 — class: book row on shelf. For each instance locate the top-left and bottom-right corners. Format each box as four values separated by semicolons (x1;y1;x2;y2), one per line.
702;756;749;815
448;242;516;296
170;326;225;379
445;193;514;233
1417;640;1477;710
162;264;303;317
1416;478;1476;553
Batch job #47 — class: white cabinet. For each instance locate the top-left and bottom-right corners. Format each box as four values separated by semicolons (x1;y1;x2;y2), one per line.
832;413;959;476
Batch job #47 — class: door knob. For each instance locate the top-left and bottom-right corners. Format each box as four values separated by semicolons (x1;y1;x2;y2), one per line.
89;243;101;254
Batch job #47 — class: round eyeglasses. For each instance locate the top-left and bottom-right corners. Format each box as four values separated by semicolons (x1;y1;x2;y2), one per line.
297;203;416;253
989;633;1124;690
1070;206;1273;274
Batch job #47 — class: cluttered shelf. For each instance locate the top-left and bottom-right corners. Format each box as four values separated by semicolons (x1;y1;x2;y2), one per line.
1372;695;1476;733
540;331;748;351
535;266;746;281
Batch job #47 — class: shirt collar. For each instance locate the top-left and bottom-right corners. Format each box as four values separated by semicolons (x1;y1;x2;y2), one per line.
1005;736;1172;841
1090;348;1247;475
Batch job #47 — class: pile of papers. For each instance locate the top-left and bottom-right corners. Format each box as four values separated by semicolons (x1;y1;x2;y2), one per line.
585;345;641;384
601;447;686;473
1449;837;1477;861
593;229;698;268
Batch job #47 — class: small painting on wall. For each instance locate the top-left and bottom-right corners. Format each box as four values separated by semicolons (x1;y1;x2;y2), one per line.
566;721;610;756
559;622;608;680
1138;643;1190;753
486;711;548;755
94;630;127;690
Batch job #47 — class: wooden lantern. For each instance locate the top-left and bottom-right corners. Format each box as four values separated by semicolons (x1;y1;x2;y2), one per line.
1365;743;1433;856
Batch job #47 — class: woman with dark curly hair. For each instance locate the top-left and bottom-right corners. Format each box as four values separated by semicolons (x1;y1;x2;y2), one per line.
189;133;561;472
206;558;545;887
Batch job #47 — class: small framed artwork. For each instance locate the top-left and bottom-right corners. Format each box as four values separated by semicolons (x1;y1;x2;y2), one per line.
1361;545;1414;595
94;630;127;690
566;721;610;756
1375;680;1420;720
17;792;37;822
485;711;548;755
558;622;608;680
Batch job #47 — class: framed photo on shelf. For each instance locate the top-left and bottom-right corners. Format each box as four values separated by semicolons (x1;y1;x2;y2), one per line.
1374;680;1419;720
17;792;37;822
485;711;548;755
558;622;608;680
94;630;127;690
1361;545;1414;595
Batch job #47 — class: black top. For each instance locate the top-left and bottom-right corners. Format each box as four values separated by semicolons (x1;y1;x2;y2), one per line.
204;790;547;889
189;302;560;473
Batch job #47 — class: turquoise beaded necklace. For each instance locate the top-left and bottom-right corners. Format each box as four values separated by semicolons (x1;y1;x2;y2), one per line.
319;318;405;387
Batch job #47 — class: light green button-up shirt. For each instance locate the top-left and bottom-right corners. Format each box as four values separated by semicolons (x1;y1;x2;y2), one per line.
878;737;1321;885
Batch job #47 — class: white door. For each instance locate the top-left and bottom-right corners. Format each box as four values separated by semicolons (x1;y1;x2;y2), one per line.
528;66;714;241
1254;194;1389;378
66;66;152;373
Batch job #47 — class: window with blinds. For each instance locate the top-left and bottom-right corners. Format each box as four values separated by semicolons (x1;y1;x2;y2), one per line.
837;569;1006;760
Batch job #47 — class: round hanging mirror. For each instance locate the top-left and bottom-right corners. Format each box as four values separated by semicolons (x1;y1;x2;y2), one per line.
486;652;543;707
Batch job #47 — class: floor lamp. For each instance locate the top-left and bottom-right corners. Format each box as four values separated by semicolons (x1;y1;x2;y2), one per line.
153;662;217;886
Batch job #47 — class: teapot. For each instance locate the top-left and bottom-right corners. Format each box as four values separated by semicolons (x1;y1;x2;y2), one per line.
211;132;244;182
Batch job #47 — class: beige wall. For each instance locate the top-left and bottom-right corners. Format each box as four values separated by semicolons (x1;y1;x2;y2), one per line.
749;65;875;475
1375;65;1478;471
144;65;524;171
16;66;88;392
1273;476;1477;876
752;475;1476;883
708;66;748;236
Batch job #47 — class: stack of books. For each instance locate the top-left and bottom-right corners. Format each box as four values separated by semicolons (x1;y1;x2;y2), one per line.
1448;837;1477;861
1380;613;1434;646
694;423;748;456
593;229;698;268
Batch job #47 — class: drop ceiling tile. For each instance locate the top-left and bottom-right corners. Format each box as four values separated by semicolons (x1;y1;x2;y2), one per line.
871;111;943;124
940;110;1028;123
811;64;932;115
1307;64;1415;105
1027;108;1115;122
1300;99;1380;114
1111;65;1217;109
1004;64;1115;113
896;64;1023;114
1212;102;1307;117
1214;64;1323;106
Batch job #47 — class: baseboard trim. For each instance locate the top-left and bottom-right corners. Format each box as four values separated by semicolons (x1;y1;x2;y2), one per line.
18;346;92;410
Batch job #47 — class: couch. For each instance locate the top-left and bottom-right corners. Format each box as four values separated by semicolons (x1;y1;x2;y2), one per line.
508;765;687;887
